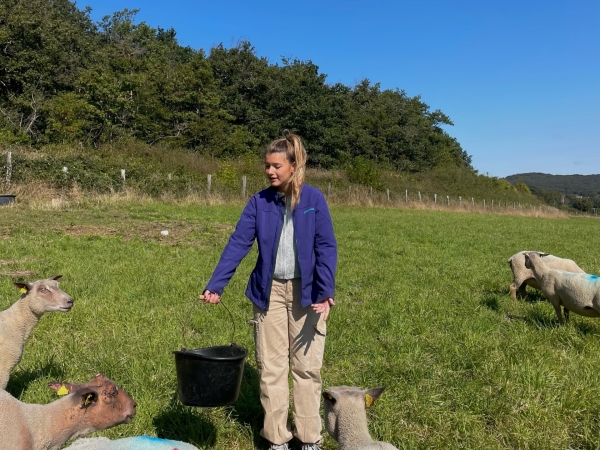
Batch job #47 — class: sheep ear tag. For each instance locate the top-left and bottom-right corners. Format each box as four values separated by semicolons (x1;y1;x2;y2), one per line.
56;385;69;396
20;288;27;293
365;393;374;407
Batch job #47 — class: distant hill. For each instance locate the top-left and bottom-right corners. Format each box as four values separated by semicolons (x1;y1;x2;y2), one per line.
504;173;600;197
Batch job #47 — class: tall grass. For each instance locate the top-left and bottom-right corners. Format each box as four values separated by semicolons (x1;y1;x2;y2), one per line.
1;143;557;214
0;200;598;449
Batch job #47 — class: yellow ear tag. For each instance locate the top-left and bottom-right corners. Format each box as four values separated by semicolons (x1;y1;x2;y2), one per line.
20;288;27;294
365;393;374;407
57;385;69;396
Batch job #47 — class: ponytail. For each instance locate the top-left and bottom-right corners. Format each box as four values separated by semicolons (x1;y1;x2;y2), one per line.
265;131;307;209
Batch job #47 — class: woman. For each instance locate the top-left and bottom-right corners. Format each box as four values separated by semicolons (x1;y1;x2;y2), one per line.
202;132;337;450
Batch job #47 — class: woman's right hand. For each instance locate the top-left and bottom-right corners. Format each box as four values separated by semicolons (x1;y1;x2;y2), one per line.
201;290;221;304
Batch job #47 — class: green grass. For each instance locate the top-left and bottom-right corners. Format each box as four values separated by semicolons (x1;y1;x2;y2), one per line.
1;201;599;449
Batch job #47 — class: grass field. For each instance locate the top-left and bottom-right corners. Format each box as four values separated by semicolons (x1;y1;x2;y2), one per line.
1;199;599;449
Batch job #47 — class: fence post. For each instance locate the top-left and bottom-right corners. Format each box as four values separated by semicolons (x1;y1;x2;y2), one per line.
405;189;408;203
459;196;462;207
327;182;331;196
242;175;247;197
387;189;390;201
483;199;486;209
492;200;494;210
471;197;474;208
370;186;373;197
446;195;449;206
418;191;422;202
434;194;437;204
6;151;12;188
167;173;172;180
207;174;212;193
120;169;126;182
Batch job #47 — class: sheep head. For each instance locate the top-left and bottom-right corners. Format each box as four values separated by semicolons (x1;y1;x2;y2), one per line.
322;385;386;442
14;275;74;314
48;373;137;432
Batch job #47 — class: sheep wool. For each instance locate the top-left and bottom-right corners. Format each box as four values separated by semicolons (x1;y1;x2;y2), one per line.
525;252;600;324
507;251;585;301
0;374;136;450
64;436;200;449
0;275;74;388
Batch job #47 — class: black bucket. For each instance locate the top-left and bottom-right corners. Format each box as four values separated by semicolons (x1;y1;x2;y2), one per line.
0;195;15;206
173;343;248;407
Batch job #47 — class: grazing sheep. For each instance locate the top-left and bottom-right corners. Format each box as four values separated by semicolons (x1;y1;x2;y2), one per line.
322;386;397;450
507;251;585;301
0;373;137;450
0;275;74;388
525;252;600;324
63;436;199;449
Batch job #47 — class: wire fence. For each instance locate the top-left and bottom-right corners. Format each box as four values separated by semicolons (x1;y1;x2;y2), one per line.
2;152;597;217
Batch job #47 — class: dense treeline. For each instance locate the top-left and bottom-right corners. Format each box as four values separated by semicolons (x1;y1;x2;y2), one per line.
0;0;472;172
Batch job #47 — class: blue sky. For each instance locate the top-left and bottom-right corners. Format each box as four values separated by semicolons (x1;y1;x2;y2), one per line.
77;0;599;178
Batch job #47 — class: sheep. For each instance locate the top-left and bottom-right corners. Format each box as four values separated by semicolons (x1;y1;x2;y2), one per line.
322;385;398;450
0;373;137;450
524;251;600;324
507;251;585;301
0;275;74;388
63;436;199;449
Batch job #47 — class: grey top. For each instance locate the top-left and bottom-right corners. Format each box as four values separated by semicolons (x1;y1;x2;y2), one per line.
273;196;301;279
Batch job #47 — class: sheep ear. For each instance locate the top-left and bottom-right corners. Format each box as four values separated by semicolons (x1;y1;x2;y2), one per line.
50;275;63;281
322;390;339;403
48;382;76;395
80;390;98;408
14;282;31;293
364;387;386;407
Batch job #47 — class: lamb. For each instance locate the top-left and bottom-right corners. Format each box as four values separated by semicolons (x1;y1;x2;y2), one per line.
0;373;137;450
322;385;398;450
63;436;199;449
507;251;585;301
524;251;600;324
0;275;74;388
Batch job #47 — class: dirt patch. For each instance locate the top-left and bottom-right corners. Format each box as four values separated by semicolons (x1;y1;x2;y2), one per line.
0;271;37;278
63;225;119;236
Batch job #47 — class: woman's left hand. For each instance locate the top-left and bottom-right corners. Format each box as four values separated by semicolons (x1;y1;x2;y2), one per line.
311;297;335;321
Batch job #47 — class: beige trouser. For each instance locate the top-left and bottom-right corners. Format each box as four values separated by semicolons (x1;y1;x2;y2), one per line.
251;278;326;445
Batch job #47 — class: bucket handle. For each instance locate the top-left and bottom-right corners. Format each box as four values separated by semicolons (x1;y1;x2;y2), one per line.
179;297;237;350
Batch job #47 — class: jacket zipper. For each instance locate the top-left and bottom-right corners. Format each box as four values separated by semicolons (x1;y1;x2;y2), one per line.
265;195;285;311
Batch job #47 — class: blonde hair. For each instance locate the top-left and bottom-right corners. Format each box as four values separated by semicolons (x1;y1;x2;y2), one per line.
265;131;307;209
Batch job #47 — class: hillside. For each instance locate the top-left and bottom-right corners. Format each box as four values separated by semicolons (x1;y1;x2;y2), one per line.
505;173;600;197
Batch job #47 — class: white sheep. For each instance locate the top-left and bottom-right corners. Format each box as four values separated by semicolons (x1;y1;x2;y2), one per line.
0;373;137;450
323;385;398;450
524;251;600;324
507;251;585;301
0;275;74;388
63;436;199;449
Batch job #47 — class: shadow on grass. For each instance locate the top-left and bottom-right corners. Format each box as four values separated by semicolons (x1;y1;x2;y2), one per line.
521;290;547;304
480;288;508;312
152;394;217;447
229;364;266;449
514;307;599;335
6;360;64;398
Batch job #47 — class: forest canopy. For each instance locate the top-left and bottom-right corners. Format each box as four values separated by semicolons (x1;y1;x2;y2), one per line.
0;0;472;172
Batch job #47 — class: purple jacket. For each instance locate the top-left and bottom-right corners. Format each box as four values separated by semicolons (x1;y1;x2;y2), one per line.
205;184;337;310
